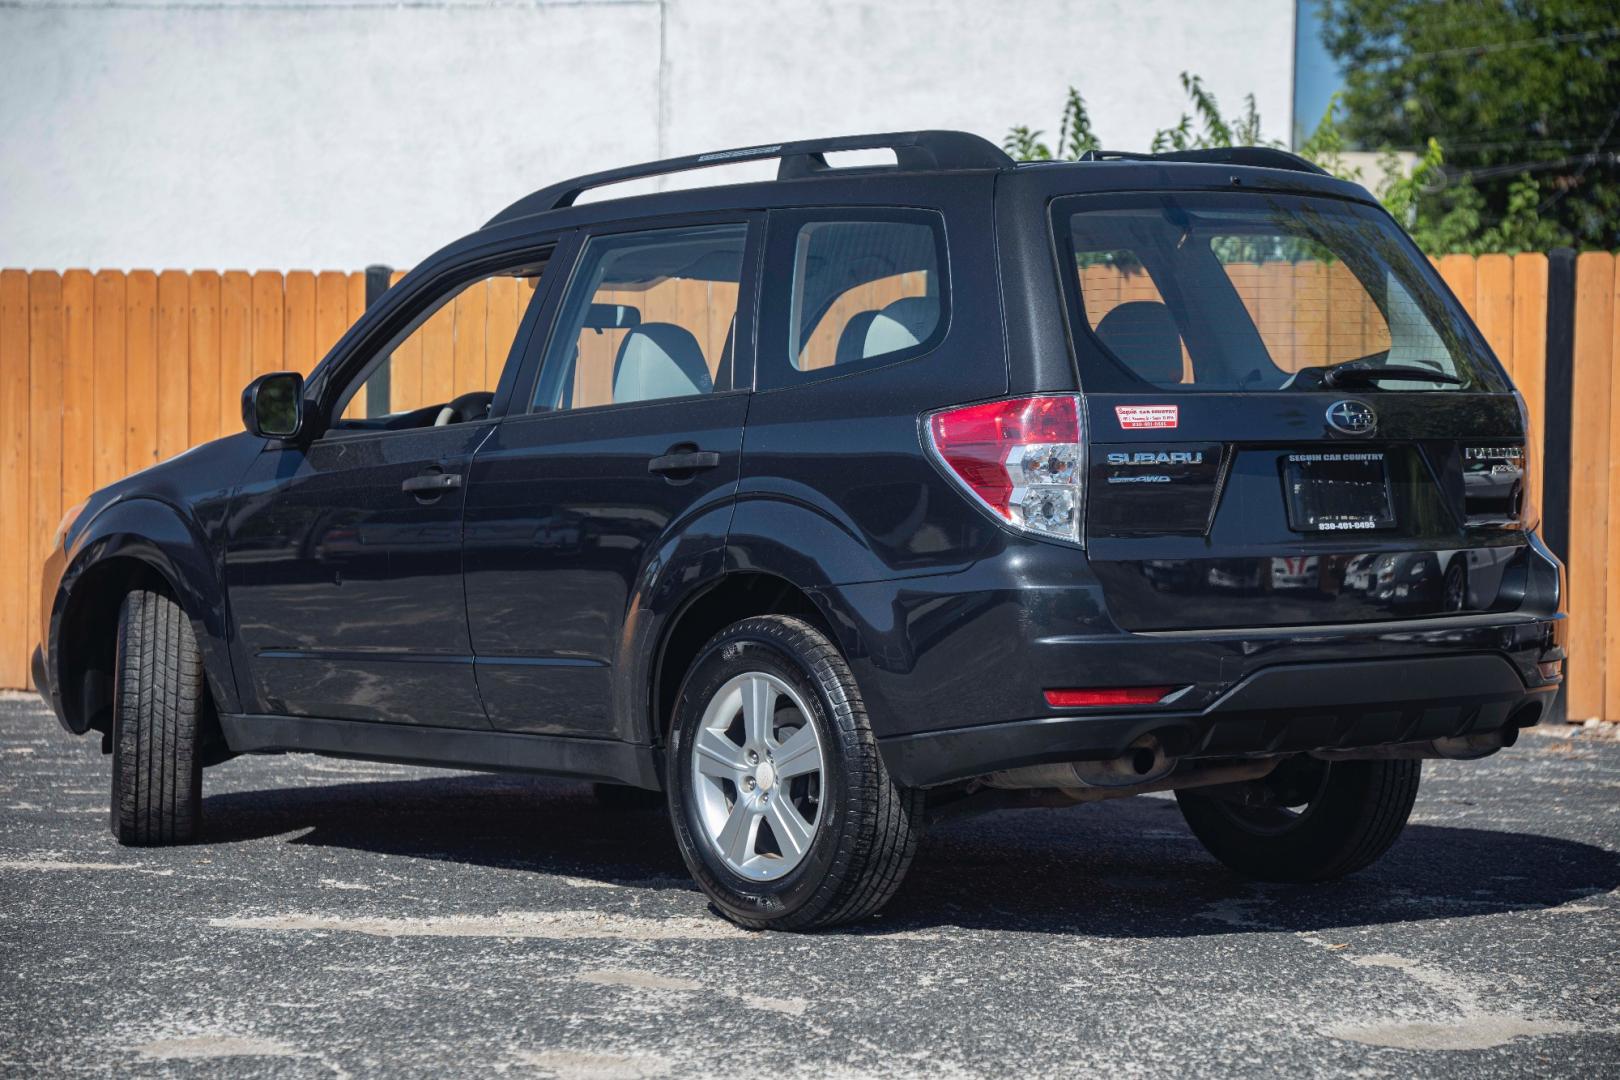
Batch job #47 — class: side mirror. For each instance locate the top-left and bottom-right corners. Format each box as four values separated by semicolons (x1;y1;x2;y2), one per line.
242;371;305;439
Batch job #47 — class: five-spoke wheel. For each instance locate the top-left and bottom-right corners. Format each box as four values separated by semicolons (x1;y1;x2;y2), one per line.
668;615;924;930
690;672;824;880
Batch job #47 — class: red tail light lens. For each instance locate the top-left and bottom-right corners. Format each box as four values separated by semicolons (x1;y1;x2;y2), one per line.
926;394;1085;543
1044;686;1174;708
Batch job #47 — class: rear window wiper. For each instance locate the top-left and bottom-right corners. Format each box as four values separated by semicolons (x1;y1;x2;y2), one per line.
1324;361;1463;388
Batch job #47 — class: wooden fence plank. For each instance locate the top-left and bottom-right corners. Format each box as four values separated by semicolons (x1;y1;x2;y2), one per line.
27;273;63;646
125;271;159;475
92;272;127;491
155;270;190;461
485;277;520;388
60;270;96;508
419;299;456;409
348;272;367;339
188;272;221;447
219;271;252;437
0;271;31;687
283;271;317;374
1567;252;1614;720
1438;253;1477;316
1474;253;1515;377
315;270;350;364
1291;262;1329;369
1607;262;1620;724
452;282;488;399
1510;254;1548;517
251;271;284;378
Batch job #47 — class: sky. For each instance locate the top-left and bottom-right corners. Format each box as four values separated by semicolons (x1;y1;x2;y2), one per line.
1293;0;1346;146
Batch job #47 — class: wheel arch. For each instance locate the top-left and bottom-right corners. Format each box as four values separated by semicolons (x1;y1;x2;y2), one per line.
645;571;841;750
49;498;237;737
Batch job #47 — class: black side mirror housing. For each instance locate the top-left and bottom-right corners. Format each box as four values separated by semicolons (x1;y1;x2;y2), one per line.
242;372;305;439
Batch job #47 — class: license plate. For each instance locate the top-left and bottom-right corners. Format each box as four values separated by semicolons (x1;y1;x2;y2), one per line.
1282;451;1395;532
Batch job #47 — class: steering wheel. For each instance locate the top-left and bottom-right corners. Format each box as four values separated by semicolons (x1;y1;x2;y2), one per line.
434;390;494;427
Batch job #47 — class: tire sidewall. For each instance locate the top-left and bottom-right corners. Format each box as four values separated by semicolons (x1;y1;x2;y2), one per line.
1179;758;1420;881
667;622;852;926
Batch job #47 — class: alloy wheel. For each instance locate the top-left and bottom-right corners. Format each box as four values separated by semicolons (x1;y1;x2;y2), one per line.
689;671;825;881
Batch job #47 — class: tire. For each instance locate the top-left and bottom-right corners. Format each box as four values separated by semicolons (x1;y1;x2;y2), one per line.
110;588;205;846
1175;757;1420;882
666;615;923;931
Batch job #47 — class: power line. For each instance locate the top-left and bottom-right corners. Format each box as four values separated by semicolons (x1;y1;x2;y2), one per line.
1539;99;1620;212
1401;24;1620;62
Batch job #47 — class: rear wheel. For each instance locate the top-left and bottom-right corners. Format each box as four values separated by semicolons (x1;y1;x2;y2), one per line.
1175;756;1420;882
110;588;205;845
667;615;923;930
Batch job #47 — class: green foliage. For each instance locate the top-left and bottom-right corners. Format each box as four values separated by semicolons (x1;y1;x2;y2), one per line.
1318;0;1620;251
1151;73;1241;152
1005;63;1607;254
1002;86;1100;161
1056;87;1101;159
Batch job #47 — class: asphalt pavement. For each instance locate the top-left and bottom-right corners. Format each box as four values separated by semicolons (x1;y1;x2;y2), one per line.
1;691;1616;1078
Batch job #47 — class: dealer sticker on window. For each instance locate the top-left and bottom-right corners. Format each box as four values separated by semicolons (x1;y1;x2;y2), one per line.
1115;405;1179;430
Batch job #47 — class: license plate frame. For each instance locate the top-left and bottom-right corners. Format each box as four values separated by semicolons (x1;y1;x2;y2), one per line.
1281;451;1396;533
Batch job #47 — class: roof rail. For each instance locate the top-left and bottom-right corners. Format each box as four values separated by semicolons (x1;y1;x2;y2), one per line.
1078;146;1329;176
486;130;1013;227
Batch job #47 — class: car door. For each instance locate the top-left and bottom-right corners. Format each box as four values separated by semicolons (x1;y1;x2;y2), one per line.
463;217;759;739
225;250;556;726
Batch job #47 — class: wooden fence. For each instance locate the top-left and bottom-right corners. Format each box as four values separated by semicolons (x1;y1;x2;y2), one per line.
0;254;1616;721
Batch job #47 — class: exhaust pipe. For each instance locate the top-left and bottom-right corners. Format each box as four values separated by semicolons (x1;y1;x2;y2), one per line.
984;736;1172;791
1312;723;1523;763
979;739;1281;804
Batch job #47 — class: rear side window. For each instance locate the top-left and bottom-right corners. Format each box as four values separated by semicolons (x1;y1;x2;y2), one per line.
1054;193;1502;394
762;210;947;384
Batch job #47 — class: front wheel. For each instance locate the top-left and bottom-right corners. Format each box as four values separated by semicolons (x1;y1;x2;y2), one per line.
110;588;206;845
1176;756;1420;882
667;616;924;931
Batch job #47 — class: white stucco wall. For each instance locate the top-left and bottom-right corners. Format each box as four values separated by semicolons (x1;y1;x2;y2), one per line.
0;0;1295;270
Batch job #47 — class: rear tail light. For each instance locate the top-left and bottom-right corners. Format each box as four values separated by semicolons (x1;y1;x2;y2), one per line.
926;394;1086;544
1044;686;1174;708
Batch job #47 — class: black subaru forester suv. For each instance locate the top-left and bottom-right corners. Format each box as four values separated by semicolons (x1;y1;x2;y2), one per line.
34;131;1565;930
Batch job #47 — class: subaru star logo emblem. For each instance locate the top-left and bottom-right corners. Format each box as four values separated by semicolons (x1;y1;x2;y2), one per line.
1326;399;1377;436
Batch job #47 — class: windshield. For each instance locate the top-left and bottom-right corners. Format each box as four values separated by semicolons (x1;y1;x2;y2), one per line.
1053;191;1505;393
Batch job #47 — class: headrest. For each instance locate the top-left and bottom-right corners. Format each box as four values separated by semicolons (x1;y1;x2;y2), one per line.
863;296;939;358
1093;301;1184;384
612;323;712;403
834;310;882;365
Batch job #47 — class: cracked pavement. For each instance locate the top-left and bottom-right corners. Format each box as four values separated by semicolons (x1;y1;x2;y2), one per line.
1;692;1617;1077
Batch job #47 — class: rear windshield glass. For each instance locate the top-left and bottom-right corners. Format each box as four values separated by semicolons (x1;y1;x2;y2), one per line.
1053;192;1503;393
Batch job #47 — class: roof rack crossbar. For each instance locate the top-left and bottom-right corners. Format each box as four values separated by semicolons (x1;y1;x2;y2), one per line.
1078;146;1329;175
487;130;1012;227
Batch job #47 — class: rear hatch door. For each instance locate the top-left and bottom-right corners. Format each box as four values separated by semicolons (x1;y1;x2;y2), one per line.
1052;189;1530;630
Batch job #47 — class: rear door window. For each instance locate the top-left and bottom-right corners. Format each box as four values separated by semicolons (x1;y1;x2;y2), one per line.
1054;192;1503;394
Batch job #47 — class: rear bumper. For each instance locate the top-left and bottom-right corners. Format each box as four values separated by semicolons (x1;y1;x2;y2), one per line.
880;615;1564;787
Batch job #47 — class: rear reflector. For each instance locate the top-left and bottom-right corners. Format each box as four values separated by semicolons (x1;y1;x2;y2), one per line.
1044;686;1175;708
926;394;1085;544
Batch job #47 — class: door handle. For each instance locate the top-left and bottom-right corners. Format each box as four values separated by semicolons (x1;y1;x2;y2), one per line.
401;472;463;495
648;450;720;476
